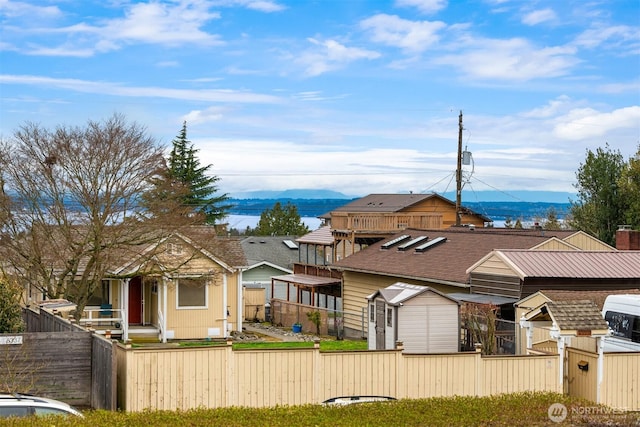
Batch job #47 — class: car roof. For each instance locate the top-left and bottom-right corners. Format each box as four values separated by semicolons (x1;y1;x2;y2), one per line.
0;393;83;416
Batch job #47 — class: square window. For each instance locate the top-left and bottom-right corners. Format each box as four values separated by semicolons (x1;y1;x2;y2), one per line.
177;278;207;308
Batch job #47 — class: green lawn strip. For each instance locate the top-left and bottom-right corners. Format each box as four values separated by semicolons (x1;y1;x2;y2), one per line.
2;392;637;427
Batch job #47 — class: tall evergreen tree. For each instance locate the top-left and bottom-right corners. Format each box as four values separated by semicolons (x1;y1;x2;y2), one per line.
165;122;231;224
254;202;310;236
570;144;628;246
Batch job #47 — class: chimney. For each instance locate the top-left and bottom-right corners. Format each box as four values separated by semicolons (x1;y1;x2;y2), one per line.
616;226;640;250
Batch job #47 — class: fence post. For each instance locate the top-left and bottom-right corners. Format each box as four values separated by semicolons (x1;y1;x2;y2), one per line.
475;344;483;396
395;341;405;399
226;337;235;407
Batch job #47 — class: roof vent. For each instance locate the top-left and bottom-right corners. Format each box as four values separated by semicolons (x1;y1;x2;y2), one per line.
415;237;447;252
397;236;428;251
381;234;411;250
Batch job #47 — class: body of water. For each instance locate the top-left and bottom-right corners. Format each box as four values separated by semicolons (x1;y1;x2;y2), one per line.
223;215;323;231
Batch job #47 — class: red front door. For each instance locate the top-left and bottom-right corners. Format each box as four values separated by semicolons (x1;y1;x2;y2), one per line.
128;277;142;325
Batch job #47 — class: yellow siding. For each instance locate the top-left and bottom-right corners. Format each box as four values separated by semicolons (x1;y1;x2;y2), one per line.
471;254;517;276
563;233;615;251
601;352;640;411
533;240;578;250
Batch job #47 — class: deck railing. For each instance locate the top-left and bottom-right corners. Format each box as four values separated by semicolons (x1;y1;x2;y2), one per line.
330;213;442;231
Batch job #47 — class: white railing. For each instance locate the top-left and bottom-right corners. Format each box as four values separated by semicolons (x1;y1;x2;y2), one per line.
79;307;125;335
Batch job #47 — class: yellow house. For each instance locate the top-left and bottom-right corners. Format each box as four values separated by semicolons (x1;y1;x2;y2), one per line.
81;227;247;342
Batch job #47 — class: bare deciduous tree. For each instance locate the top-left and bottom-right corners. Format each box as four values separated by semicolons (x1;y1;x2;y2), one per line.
0;114;193;318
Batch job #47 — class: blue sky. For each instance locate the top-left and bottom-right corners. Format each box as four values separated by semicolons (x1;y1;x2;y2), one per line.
1;0;639;201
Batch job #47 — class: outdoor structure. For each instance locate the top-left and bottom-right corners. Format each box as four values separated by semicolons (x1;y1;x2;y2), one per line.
514;289;640;354
367;283;460;353
467;250;640;300
333;227;581;338
319;193;492;261
50;227;247;342
520;300;610;394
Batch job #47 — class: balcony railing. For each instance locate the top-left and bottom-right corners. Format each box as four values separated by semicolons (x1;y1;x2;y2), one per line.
330;213;442;231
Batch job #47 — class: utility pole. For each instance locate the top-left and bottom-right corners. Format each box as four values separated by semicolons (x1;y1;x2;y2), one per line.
455;111;463;226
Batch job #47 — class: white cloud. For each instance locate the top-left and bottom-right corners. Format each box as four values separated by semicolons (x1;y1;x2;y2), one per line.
553;106;640;140
212;0;286;12
522;8;557;26
435;37;579;81
573;24;639;53
183;106;226;124
0;0;62;18
296;38;381;77
360;14;446;53
395;0;447;14
0;74;283;104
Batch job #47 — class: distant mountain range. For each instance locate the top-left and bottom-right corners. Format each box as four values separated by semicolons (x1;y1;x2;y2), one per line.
227;189;575;221
230;189;577;203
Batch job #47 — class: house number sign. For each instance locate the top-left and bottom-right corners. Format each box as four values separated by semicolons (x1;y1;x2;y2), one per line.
0;336;23;345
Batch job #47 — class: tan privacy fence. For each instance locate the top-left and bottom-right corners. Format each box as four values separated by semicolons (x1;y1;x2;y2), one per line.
116;342;560;412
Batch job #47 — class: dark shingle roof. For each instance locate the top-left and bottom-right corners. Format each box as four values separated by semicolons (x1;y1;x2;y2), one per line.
241;235;300;270
333;227;569;285
539;289;640;310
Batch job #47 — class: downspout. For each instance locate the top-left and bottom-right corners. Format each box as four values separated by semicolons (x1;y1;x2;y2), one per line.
223;273;228;338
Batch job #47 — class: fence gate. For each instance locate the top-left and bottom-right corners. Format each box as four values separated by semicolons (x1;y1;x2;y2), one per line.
566;347;599;402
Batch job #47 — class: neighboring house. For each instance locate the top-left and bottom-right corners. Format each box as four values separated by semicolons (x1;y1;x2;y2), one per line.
241;235;301;301
333;227;580;338
319;193;492;261
27;227;247;343
466;250;640;300
367;283;460;353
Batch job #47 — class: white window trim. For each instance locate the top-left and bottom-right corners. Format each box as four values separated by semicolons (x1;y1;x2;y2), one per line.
176;278;209;310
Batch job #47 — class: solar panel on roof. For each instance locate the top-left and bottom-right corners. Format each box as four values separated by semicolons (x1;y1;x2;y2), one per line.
414;236;447;252
283;240;298;249
397;236;428;251
381;234;411;249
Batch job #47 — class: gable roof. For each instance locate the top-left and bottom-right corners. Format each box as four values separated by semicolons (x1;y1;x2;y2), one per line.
524;300;609;333
115;227;246;275
333;227;573;286
367;282;459;306
478;250;640;280
321;193;491;222
241;235;300;270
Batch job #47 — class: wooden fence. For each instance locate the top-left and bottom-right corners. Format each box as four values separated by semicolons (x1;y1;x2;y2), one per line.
7;307;118;410
116;342;560;412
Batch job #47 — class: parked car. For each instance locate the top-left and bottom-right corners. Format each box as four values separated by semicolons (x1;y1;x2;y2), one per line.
0;393;83;418
322;395;397;405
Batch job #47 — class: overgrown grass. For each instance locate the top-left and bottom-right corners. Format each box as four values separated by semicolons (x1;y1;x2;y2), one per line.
1;392;637;426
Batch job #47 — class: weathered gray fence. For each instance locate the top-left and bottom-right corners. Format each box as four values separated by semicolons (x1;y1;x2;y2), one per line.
3;307;117;410
0;331;92;407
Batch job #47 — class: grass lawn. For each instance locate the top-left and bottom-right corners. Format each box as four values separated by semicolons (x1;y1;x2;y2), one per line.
0;392;637;426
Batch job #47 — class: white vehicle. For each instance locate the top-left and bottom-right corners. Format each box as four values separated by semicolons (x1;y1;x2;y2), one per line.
0;393;83;418
601;294;640;352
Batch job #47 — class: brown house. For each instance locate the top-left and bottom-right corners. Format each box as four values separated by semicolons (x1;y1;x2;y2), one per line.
320;193;492;261
332;227;581;338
